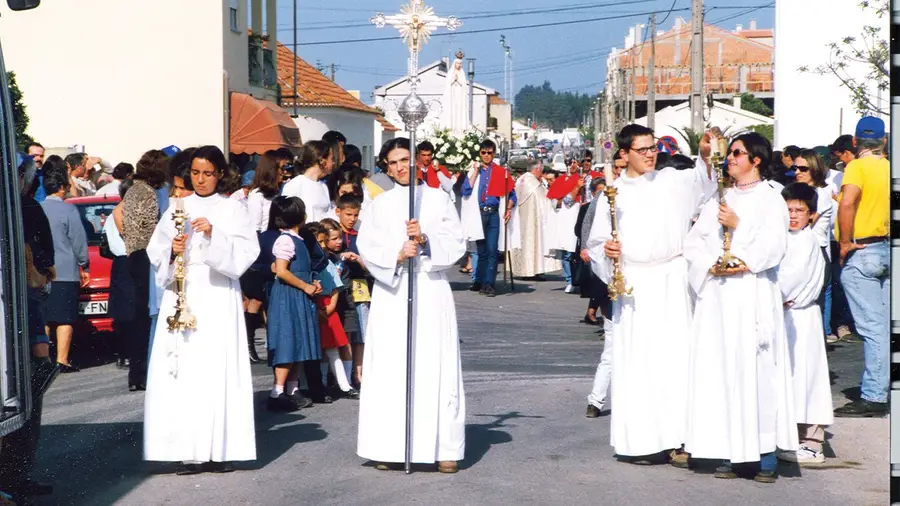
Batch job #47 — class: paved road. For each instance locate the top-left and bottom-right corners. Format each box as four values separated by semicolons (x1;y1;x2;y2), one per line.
26;270;888;505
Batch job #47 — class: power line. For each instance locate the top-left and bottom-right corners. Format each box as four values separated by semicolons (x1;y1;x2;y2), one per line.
291;8;691;46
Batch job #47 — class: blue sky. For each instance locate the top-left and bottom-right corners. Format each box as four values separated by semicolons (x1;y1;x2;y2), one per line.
275;1;774;103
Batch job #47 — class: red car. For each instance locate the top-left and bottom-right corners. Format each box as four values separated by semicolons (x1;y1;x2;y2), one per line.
67;194;120;335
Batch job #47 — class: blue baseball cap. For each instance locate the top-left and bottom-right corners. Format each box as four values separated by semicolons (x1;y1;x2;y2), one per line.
241;170;255;187
161;145;181;157
855;116;885;140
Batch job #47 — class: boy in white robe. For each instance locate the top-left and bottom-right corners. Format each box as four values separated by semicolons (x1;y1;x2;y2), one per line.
586;124;716;465
777;183;833;465
356;138;467;474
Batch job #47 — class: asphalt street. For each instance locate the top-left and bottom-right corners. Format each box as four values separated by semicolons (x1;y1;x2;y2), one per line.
25;269;889;505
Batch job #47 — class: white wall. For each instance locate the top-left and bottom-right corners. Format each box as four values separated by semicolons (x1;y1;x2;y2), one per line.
0;0;229;166
374;63;492;137
774;1;888;149
293;108;377;172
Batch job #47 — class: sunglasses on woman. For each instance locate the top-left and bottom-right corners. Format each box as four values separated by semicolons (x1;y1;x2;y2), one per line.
791;165;810;173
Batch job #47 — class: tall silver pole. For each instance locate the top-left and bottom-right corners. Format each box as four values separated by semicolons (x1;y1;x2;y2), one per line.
292;0;298;117
648;13;657;131
690;0;705;134
467;58;475;128
371;2;461;475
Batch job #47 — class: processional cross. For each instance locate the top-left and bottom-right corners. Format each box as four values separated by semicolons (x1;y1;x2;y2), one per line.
370;1;462;476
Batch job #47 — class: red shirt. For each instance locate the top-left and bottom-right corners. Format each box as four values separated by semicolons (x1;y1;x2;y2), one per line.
417;163;451;189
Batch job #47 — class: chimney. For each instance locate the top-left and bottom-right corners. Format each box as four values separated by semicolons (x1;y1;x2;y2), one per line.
733;95;742;110
735;24;742;32
749;19;757;30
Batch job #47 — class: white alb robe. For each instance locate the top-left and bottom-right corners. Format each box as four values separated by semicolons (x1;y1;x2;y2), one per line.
356;184;467;464
586;163;716;457
780;228;834;426
143;193;260;463
510;172;559;277
684;183;799;463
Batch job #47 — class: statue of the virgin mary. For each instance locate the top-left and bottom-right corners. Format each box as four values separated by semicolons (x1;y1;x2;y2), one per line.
443;49;470;136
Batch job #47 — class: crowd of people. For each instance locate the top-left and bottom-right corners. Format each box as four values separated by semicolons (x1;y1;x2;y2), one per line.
0;114;888;500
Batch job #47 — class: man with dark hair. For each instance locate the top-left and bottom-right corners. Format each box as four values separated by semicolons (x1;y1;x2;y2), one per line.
416;140;452;190
833;116;890;418
460;139;517;297
323;130;347;147
64;152;101;197
585;123;716;466
27;142;44;168
96;162;135;197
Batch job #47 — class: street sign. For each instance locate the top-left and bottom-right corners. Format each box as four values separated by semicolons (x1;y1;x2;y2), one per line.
602;140;613;150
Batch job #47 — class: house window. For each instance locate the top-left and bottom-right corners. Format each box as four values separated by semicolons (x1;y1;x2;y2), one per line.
230;7;239;33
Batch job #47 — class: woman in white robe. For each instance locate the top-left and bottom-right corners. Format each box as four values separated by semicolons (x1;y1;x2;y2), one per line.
356;138;467;473
143;146;260;473
683;133;798;482
778;183;833;464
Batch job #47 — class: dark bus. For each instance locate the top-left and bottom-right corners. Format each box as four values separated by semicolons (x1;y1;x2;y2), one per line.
0;0;42;439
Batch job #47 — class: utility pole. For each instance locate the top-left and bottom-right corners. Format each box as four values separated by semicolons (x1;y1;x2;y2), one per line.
619;68;627;133
330;63;336;81
690;0;705;134
648;13;657;130
467;58;475;127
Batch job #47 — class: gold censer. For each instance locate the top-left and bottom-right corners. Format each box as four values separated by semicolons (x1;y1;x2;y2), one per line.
710;137;746;275
166;199;197;332
604;185;632;300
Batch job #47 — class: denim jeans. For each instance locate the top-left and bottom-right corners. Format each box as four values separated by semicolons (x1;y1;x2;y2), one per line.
560;251;575;284
471;252;478;282
829;241;853;330
475;210;501;287
840;241;890;403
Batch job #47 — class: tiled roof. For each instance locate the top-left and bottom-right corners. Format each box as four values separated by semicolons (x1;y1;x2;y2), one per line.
376;115;400;132
489;95;508;105
275;42;379;115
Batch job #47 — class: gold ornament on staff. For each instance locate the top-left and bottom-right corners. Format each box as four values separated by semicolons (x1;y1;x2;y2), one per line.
166;198;196;332
604;185;632;300
710;136;746;275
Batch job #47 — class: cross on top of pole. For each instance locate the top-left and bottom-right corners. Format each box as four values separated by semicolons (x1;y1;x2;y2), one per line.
371;0;461;54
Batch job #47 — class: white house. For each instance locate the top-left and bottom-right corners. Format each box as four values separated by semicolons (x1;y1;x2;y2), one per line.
634;99;774;155
774;1;888;149
373;58;497;138
0;0;301;165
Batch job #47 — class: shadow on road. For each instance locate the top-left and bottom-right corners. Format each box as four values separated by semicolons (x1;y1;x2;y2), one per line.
246;391;328;471
461;411;544;470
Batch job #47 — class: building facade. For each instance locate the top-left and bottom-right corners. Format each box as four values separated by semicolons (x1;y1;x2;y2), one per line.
0;0;285;164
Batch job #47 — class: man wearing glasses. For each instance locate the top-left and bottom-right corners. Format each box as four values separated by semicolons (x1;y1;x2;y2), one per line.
585;124;717;466
460;140;517;297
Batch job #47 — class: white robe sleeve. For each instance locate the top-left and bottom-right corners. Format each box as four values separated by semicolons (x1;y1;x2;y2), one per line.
585;193;613;284
197;201;260;280
147;206;178;287
810;190;834;248
684;199;721;294
420;193;466;272
728;194;789;274
779;230;825;307
688;158;718;218
357;197;406;288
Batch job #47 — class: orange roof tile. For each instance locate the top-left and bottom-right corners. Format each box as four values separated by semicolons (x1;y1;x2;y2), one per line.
275;42;379;115
377;115;400;132
489;95;508;105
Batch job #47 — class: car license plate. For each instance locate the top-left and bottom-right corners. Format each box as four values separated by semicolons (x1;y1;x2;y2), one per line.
79;300;108;316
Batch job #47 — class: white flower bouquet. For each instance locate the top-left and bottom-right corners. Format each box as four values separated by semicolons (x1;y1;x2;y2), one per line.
427;127;483;171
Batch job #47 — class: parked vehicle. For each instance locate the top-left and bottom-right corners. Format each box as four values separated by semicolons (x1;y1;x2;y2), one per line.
506;149;532;170
67;195;119;335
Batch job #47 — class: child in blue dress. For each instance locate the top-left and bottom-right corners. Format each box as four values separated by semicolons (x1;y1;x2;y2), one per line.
265;197;322;411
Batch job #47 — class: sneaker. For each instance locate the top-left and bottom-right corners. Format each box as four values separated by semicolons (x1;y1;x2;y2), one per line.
564;284;575;294
836;325;852;339
825;334;839;344
469;283;482;292
482;285;496;297
267;393;300;412
585;404;603;418
834;399;888;417
778;445;825;464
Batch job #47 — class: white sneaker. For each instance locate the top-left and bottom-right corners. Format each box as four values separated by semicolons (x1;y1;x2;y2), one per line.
826;334;839;344
564;284;575;294
777;445;825;464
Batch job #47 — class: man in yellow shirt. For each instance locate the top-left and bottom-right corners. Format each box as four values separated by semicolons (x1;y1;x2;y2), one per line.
834;116;890;418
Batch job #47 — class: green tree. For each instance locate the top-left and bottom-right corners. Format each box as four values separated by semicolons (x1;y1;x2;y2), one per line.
748;124;774;141
798;0;888;116
737;93;772;117
7;71;34;151
514;81;596;131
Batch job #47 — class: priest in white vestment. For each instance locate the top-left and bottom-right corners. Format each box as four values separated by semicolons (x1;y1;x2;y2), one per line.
356;138;467;473
777;183;833;465
683;133;798;482
511;160;558;277
586;124;716;464
144;146;260;474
